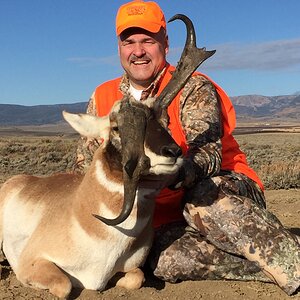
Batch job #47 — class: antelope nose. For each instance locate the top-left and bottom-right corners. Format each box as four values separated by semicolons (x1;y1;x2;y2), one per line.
161;145;182;158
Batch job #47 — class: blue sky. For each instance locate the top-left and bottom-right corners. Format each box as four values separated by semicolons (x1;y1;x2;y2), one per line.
1;0;300;106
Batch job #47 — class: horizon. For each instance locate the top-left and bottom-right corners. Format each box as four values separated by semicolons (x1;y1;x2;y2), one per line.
1;92;299;108
1;0;300;106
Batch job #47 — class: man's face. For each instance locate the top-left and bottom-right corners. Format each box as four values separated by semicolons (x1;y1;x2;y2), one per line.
118;28;169;90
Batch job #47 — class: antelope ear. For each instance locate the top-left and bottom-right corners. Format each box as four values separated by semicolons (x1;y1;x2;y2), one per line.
62;111;110;140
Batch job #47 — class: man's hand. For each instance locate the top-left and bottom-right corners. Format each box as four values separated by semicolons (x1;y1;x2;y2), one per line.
168;159;197;190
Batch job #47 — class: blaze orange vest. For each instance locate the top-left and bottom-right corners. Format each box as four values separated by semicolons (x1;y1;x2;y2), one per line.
94;65;264;228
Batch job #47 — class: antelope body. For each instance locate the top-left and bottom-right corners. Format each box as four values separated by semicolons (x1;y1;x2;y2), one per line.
0;98;183;298
0;15;215;298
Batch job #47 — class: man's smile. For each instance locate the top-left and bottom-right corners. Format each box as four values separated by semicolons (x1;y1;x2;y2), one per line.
131;59;150;65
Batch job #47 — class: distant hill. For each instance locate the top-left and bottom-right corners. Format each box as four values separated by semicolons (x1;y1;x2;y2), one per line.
231;94;300;120
0;94;299;126
0;102;86;125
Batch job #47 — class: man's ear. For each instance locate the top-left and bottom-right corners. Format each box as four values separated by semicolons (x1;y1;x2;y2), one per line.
165;35;169;55
117;38;121;56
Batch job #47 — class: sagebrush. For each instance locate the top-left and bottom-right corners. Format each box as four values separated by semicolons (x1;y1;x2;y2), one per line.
0;132;299;190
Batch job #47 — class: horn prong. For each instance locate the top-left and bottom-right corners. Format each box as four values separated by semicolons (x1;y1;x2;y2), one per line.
156;14;216;110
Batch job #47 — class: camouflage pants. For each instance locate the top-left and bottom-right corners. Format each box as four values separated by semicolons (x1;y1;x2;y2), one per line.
147;171;300;295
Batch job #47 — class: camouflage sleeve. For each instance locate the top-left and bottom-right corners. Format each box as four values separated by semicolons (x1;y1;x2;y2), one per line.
73;92;103;174
179;74;222;186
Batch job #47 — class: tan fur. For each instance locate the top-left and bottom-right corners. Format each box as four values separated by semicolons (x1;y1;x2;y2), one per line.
0;111;182;299
0;147;151;298
115;268;145;290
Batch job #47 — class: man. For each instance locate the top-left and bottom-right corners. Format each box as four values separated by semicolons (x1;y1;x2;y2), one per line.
75;0;300;295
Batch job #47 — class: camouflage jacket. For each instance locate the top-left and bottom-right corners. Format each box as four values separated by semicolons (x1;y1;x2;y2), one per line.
74;65;222;187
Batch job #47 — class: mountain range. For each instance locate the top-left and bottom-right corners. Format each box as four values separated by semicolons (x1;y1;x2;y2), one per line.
231;94;299;120
0;94;299;126
0;102;86;126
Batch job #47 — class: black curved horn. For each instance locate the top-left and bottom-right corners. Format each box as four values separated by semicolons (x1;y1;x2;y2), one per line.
93;100;150;226
155;14;216;110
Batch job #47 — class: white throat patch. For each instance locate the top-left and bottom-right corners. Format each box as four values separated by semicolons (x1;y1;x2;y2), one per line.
95;160;124;194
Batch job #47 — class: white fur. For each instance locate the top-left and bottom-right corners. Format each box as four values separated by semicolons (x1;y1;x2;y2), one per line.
0;109;182;298
2;191;44;270
146;148;184;175
95;160;124;194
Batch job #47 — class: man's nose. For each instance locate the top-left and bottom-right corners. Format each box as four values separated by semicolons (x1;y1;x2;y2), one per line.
132;43;146;57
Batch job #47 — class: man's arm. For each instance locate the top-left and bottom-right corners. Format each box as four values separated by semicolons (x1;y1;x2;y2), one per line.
178;74;223;187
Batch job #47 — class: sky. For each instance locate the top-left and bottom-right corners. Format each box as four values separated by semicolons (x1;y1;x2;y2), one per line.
1;0;300;106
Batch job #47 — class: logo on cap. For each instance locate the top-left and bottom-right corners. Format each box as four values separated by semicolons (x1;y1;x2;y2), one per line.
127;5;146;16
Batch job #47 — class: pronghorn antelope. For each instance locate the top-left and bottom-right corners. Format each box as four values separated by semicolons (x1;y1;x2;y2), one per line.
0;15;215;298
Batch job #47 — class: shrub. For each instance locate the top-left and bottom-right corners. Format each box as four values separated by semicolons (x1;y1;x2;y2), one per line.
235;133;300;190
0;133;299;190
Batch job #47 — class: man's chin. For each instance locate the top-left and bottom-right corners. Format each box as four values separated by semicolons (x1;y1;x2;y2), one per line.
130;76;155;89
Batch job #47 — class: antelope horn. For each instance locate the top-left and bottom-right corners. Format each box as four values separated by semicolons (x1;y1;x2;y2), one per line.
155;14;216;110
93;99;150;226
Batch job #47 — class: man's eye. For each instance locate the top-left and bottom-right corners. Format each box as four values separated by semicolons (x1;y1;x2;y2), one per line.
122;40;133;46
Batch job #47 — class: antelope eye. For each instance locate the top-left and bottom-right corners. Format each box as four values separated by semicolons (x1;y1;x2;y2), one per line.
112;126;119;132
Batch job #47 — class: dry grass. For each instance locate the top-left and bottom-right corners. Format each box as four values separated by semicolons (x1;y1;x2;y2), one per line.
235;132;300;189
0;136;78;183
0;132;299;189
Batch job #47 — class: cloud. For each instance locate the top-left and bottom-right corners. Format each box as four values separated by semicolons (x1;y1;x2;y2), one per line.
67;38;300;72
180;38;300;72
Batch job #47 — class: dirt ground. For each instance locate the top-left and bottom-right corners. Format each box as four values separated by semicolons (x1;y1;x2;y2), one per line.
0;189;299;300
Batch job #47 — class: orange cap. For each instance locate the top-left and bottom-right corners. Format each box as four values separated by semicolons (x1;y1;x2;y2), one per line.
116;1;166;36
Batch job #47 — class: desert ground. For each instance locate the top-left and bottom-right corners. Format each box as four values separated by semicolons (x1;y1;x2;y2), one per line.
0;126;299;300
